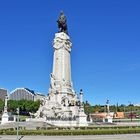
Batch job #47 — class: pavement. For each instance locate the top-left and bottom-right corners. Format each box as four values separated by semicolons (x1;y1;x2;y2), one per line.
0;134;140;140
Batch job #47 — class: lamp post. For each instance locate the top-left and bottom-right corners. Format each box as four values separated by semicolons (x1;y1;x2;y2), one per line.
16;107;19;140
106;99;110;116
128;101;133;122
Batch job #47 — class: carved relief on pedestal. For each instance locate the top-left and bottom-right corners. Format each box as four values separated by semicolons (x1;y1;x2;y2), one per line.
53;32;72;52
50;73;56;89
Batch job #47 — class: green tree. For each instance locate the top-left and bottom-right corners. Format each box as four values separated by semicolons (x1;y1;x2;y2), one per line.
84;101;94;114
0;99;4;114
8;100;40;115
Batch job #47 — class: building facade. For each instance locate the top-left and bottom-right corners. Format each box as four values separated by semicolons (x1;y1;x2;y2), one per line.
34;93;45;101
0;88;8;101
10;88;35;101
10;88;45;101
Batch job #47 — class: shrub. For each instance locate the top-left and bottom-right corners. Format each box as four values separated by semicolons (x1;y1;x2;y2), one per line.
1;128;140;135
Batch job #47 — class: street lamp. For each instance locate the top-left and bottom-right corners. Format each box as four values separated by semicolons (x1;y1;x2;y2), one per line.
16;107;19;140
128;101;133;122
106;99;110;115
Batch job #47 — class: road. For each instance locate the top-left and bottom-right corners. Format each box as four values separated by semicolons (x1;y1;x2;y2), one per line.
0;134;140;140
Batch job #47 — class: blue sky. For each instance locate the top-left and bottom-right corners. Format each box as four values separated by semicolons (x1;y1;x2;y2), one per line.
0;0;140;105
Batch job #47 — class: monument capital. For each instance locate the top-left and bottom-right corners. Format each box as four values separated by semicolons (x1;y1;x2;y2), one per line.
53;32;72;52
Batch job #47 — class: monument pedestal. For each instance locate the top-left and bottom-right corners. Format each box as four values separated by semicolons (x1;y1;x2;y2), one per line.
77;111;88;126
103;116;113;123
1;96;15;125
1;113;9;124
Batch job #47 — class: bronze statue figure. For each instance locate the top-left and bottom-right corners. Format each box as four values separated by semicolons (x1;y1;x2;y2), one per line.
57;11;68;34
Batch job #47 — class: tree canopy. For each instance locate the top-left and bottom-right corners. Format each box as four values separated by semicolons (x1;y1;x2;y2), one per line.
7;100;40;115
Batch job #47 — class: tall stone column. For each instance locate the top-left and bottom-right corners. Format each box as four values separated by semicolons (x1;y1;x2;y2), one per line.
49;32;74;95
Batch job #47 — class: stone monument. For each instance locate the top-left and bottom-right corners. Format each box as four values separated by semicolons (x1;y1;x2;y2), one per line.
1;96;16;125
1;96;16;124
28;12;88;127
103;100;113;123
1;96;9;124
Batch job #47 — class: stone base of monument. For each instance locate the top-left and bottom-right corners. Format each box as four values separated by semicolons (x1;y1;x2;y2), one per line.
103;116;113;123
76;106;88;126
1;113;16;125
26;105;88;127
1;96;16;125
1;113;9;124
76;115;88;126
26;117;88;127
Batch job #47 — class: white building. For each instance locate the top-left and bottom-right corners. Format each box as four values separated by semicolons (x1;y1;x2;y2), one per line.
10;88;35;101
10;88;45;101
34;93;45;101
0;88;8;101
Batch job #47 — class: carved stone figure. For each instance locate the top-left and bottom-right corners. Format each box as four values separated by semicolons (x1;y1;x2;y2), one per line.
50;73;56;89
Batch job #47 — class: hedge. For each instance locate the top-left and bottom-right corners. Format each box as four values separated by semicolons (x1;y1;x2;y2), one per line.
35;125;140;130
1;128;140;135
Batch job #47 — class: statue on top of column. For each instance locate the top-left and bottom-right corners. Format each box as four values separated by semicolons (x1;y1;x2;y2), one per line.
57;11;68;35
